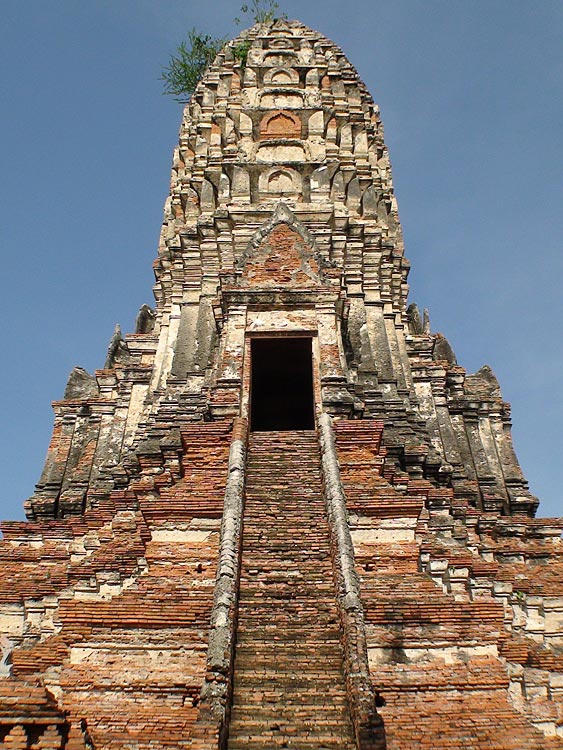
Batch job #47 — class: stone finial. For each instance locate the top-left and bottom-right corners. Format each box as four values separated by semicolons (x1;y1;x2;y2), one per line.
466;364;501;399
433;333;457;366
104;324;130;369
407;303;424;334
135;304;156;334
64;367;99;400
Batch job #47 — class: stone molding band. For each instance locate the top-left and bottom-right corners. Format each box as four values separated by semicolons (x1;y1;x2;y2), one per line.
318;412;386;750
192;417;248;750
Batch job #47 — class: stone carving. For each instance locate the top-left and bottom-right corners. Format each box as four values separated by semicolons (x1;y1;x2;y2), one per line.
237;202;328;284
256;140;307;162
264;67;300;86
259;166;301;197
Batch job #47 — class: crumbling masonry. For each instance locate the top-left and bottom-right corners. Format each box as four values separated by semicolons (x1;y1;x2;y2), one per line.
1;19;562;750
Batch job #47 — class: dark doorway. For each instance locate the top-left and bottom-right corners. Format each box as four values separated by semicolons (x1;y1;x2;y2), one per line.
250;337;315;431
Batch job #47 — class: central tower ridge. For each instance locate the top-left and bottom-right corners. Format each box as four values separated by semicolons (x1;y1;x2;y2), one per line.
29;18;536;520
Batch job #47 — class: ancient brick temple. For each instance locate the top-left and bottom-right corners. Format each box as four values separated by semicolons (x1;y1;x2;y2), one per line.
1;18;562;750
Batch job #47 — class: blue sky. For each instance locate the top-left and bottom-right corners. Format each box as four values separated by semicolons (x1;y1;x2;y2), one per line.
1;1;562;520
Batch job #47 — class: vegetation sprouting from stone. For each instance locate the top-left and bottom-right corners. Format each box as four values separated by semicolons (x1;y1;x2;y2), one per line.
160;29;227;101
161;1;285;100
233;39;252;70
234;0;284;25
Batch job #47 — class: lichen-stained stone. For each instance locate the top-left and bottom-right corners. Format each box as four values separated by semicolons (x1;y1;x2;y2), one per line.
1;16;562;750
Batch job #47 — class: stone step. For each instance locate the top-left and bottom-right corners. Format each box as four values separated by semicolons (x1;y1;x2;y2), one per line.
236;622;340;633
239;572;335;583
243;524;327;530
229;731;354;744
240;579;333;586
238;572;334;582
244;498;324;506
244;493;323;500
235;629;342;643
234;605;338;618
235;611;339;626
231;671;349;688
237;580;336;591
241;531;331;539
229;741;354;750
235;624;342;638
243;520;326;526
234;642;344;658
242;527;330;536
237;590;337;601
240;552;332;562
228;731;355;750
236;593;336;605
229;713;351;730
236;605;337;612
241;569;331;575
240;553;331;560
246;472;321;476
231;668;346;684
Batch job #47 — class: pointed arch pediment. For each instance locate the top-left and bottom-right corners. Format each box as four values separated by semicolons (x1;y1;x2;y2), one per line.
236;203;328;289
260;110;301;139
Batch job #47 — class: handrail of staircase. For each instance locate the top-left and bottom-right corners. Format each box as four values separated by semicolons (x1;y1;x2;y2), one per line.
190;416;248;750
318;412;386;750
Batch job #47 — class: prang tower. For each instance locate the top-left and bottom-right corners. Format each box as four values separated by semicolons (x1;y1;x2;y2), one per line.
1;19;562;750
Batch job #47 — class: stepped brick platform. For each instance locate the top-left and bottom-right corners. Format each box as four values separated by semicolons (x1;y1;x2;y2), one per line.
0;422;232;749
228;431;356;750
334;419;563;748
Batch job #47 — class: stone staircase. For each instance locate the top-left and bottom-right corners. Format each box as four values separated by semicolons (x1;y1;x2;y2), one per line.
227;430;356;750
